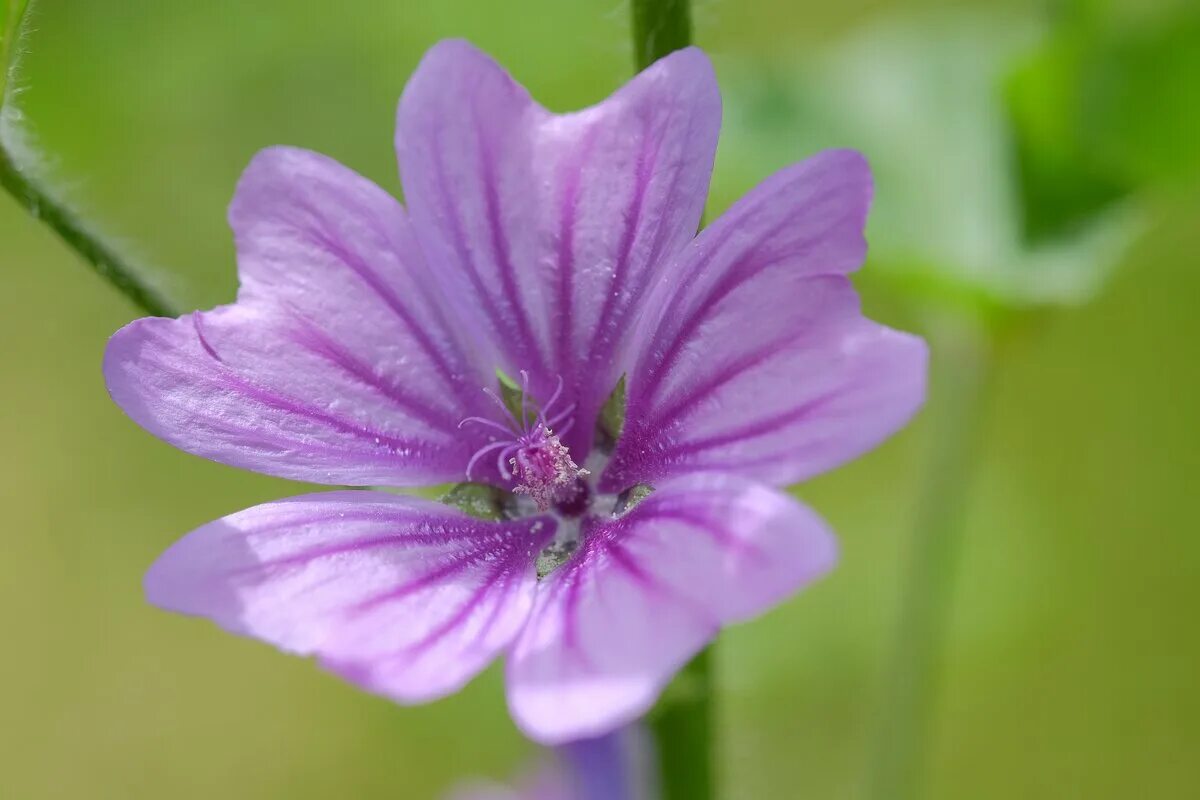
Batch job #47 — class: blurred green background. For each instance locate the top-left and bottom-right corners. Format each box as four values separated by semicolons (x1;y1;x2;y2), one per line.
2;0;1198;798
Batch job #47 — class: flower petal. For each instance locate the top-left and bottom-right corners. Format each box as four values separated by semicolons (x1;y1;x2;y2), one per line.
602;150;928;491
145;491;554;703
105;148;502;486
396;40;721;457
506;474;837;743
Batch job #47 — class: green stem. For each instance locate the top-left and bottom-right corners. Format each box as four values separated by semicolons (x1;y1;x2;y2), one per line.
651;647;714;800
865;322;993;800
1;0;178;318
630;0;693;70
0;145;178;317
629;2;711;798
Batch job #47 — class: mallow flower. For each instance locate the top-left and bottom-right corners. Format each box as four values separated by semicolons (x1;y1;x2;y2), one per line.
103;40;927;744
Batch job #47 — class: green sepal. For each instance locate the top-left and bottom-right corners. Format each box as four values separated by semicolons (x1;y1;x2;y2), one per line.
615;482;654;515
493;368;522;420
535;538;578;580
596;374;627;449
439;482;507;521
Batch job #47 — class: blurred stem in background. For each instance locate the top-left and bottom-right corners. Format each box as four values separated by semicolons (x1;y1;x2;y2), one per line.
649;648;714;800
0;0;178;317
866;317;994;800
631;0;692;73
629;3;715;800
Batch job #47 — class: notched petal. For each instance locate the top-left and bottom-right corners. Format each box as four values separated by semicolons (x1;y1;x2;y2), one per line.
396;41;722;464
605;150;927;490
506;473;836;743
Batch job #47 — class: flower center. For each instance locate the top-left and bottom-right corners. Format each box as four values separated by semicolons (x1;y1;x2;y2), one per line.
460;372;589;512
509;426;588;512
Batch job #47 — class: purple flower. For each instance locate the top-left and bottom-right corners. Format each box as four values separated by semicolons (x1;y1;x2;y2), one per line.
450;726;653;800
104;41;927;744
449;762;573;800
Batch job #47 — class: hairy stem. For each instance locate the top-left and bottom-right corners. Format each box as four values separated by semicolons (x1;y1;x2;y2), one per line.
1;0;178;318
0;145;178;317
865;322;993;800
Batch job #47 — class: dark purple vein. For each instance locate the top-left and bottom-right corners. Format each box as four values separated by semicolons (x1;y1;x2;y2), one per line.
141;340;440;459
472;103;546;374
553;126;598;376
401;552;526;658
426;116;523;361
664;387;843;458
283;308;461;433
633;210;840;410
646;329;804;430
585;111;659;375
300;228;462;389
342;538;506;618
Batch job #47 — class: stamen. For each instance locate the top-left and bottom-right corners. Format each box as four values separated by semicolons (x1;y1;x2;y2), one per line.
545;402;576;431
458;416;516;436
552;415;576;438
466;440;511;480
540;375;565;422
519;370;531;427
496;443;521;481
458;373;586;509
482;387;511;417
510;432;589;511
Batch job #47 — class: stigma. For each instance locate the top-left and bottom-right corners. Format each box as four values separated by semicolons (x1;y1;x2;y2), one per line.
509;426;588;511
460;372;589;511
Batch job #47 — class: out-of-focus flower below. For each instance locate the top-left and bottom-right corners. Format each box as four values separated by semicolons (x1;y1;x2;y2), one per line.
449;726;655;800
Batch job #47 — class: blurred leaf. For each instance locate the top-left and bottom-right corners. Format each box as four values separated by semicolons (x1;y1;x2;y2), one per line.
718;11;1145;312
1005;38;1130;243
1079;10;1200;184
1006;1;1199;240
